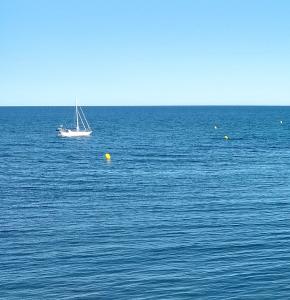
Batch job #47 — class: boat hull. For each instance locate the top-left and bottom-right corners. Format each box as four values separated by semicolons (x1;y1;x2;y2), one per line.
58;129;92;137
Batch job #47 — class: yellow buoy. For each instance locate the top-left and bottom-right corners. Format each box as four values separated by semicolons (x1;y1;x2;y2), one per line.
105;153;111;160
224;135;229;140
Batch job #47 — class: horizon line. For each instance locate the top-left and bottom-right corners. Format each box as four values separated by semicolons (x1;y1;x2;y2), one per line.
1;104;290;108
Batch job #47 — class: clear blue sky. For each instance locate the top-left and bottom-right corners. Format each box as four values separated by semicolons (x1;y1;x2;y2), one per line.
1;0;290;106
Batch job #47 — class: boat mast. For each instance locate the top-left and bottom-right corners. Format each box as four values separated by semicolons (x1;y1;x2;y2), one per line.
76;96;79;131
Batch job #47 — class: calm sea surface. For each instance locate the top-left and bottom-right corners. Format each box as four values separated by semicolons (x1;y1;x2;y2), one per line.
1;106;290;299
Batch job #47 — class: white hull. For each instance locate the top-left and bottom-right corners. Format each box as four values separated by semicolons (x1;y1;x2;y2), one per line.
58;129;92;137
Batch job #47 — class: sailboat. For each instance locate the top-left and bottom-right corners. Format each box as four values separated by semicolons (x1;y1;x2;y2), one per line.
57;97;92;137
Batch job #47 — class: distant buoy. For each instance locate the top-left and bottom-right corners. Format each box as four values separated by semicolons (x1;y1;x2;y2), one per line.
280;121;283;124
214;125;218;130
105;153;111;160
224;135;229;140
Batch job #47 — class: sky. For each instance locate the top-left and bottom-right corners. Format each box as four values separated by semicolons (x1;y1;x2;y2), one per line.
0;0;290;106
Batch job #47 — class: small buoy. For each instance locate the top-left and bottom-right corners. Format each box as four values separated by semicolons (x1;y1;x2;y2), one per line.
214;125;218;130
105;153;111;160
224;135;229;140
280;120;283;124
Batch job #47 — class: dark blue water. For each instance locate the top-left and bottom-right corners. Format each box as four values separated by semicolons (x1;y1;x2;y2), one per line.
1;106;290;299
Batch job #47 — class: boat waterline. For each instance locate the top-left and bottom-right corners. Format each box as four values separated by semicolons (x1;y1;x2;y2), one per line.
58;129;92;137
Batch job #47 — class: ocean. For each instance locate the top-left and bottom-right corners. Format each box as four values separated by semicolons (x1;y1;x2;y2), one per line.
1;106;290;299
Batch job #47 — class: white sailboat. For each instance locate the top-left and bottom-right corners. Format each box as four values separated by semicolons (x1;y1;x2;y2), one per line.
58;97;92;137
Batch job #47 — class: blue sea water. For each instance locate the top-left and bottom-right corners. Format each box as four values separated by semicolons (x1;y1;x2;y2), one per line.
1;106;290;299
